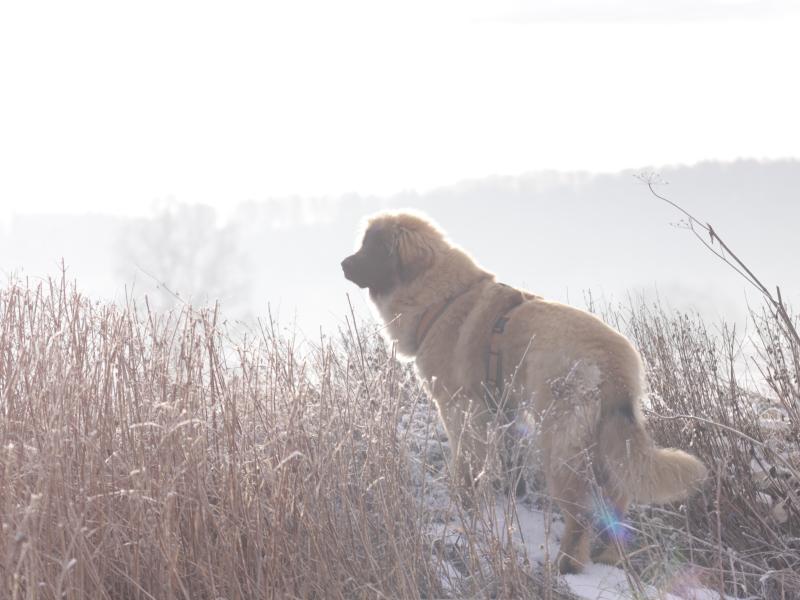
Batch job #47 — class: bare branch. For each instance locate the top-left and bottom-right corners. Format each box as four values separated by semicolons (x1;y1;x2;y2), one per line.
643;176;799;346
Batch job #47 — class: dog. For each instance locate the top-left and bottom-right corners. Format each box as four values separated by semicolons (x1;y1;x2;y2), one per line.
341;210;707;574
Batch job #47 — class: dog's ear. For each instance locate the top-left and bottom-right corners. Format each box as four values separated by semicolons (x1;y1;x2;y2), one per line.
393;225;435;282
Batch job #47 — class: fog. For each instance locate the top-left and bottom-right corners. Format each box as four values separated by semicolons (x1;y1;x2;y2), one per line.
2;160;797;338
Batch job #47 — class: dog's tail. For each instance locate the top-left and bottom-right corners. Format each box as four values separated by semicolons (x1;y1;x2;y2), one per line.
597;404;707;504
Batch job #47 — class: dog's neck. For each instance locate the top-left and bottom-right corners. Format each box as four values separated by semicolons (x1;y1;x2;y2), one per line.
372;248;491;357
413;276;490;348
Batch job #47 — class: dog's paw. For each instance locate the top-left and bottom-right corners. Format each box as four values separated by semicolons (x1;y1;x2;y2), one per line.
556;552;586;575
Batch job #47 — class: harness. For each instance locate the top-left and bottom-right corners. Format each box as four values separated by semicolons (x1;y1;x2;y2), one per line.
483;286;533;410
414;281;535;412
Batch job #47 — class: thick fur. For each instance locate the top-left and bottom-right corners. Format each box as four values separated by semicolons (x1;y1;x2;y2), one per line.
341;210;707;574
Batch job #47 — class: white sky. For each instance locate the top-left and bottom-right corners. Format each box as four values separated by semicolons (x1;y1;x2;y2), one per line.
1;0;799;217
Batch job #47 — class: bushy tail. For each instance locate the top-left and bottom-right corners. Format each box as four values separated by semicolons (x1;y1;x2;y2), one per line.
597;408;708;504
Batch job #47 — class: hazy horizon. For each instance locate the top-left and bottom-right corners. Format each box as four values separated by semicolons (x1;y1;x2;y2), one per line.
2;159;797;343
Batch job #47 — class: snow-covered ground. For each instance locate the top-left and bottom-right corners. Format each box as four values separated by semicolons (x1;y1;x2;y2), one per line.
399;392;737;600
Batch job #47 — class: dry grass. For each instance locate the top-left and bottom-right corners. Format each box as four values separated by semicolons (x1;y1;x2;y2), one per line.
0;276;576;599
614;301;800;599
0;271;797;598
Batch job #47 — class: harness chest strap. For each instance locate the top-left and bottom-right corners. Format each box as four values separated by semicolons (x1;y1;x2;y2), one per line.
484;289;534;410
413;281;534;411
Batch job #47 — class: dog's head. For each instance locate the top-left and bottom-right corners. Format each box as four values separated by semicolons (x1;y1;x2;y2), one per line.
341;211;442;296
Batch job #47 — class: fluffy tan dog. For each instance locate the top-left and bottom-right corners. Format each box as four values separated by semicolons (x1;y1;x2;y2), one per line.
341;210;707;574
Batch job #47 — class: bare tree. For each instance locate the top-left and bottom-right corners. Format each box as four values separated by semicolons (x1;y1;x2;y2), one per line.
117;201;251;315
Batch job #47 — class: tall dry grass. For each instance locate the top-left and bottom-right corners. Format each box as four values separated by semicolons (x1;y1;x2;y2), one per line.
0;275;430;598
606;301;800;598
0;276;572;599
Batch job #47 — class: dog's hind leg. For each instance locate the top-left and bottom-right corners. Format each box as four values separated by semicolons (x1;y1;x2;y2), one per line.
538;390;600;574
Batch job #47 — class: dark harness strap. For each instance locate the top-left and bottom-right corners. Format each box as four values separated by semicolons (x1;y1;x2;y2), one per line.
484;286;536;411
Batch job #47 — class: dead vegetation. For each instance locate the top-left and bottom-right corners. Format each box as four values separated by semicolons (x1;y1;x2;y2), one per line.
0;273;797;599
0;276;575;599
615;301;799;598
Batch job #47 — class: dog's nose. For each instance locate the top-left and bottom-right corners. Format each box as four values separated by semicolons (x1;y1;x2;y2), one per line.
341;256;353;274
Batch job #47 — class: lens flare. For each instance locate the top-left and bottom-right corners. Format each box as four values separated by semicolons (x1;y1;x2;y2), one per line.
593;498;632;545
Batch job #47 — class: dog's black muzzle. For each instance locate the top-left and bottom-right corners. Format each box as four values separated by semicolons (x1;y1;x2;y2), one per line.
341;254;368;289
